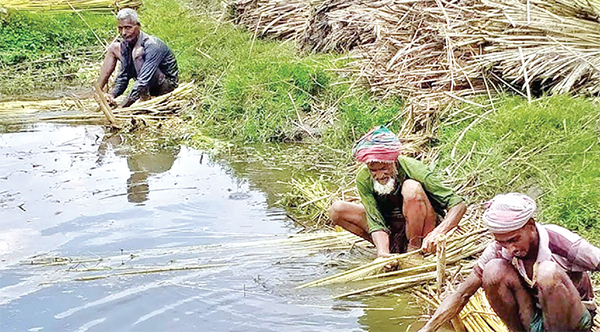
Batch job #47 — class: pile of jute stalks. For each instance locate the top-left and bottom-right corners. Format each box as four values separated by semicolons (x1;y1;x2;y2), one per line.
0;82;196;126
231;0;600;98
297;206;511;331
1;0;142;11
230;0;600;153
298;211;489;298
230;0;311;42
93;81;198;126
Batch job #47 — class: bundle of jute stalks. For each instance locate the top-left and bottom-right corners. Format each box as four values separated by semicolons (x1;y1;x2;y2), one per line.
300;0;379;53
1;0;142;11
471;0;600;99
24;230;373;284
416;285;510;332
0;82;195;126
90;81;196;127
298;207;491;298
229;0;311;42
112;81;196;116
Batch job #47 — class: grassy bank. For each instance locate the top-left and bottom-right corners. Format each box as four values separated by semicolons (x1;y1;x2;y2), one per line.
140;0;404;146
437;95;600;240
0;10;115;97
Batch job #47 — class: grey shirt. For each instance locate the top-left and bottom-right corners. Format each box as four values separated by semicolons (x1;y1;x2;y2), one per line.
111;32;178;107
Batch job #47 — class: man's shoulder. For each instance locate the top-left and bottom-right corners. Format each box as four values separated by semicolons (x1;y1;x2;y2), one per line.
397;155;432;178
142;33;166;48
397;155;426;169
542;223;582;244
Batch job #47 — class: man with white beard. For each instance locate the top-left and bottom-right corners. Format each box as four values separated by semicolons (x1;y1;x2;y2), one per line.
329;126;466;265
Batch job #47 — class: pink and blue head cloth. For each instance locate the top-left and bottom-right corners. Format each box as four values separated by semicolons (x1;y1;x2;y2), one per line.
352;126;402;164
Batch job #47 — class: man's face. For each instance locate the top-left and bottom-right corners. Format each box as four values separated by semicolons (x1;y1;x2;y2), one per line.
492;222;537;259
367;161;397;185
118;18;140;43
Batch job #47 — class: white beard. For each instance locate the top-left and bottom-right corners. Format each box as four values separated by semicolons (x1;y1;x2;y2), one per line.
373;177;396;195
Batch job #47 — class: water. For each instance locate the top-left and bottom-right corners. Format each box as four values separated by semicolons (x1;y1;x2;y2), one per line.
0;122;425;332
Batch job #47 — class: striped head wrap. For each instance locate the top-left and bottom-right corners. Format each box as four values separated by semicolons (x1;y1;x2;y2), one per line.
483;193;536;234
352;126;401;163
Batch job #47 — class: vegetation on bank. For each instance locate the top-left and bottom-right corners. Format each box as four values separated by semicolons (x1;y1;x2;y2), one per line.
140;0;404;146
438;96;600;238
1;0;598;241
0;10;114;95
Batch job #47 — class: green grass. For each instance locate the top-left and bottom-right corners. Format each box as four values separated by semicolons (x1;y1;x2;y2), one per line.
438;95;600;235
138;0;403;146
0;10;115;96
0;10;114;64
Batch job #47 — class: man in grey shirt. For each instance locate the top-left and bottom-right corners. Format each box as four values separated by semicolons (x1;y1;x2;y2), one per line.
103;8;178;108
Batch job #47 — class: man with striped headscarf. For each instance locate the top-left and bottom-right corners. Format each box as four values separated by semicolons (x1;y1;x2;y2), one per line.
329;126;466;262
419;193;598;332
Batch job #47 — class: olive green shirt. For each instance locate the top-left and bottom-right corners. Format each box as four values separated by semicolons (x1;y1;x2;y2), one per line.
357;156;463;234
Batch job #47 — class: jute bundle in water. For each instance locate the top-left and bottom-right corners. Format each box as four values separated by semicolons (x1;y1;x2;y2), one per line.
298;207;491;298
113;81;196;116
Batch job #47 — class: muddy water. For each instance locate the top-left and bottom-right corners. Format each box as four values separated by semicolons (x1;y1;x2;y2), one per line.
0;122;425;332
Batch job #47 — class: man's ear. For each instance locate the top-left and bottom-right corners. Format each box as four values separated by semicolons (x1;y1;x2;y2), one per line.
525;218;536;232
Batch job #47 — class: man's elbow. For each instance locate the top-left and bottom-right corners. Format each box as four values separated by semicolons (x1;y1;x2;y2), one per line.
450;202;466;218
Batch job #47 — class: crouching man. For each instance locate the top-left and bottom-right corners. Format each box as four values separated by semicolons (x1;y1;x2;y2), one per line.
104;8;178;108
329;126;466;262
419;193;597;332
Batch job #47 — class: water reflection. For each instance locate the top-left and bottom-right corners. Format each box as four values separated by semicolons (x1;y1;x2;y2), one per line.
96;130;180;204
0;122;426;332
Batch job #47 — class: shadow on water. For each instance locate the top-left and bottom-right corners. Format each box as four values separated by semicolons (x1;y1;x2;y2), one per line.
0;120;427;332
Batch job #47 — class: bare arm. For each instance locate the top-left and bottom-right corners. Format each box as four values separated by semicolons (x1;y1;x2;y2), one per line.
418;271;482;332
98;42;120;92
422;201;466;253
371;230;391;257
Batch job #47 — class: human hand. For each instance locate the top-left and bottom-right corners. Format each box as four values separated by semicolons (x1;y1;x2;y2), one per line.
374;255;399;272
105;93;117;108
421;231;439;254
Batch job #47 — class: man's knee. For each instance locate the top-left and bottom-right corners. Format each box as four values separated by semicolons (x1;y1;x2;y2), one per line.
536;261;566;288
329;201;346;224
482;259;520;289
401;179;428;202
